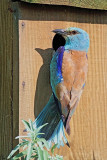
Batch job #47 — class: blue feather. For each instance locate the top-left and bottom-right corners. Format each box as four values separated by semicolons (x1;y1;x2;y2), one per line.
57;46;65;74
34;94;68;148
34;27;90;148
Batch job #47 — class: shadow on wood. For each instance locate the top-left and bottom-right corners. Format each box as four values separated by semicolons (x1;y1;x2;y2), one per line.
34;48;53;118
18;3;107;159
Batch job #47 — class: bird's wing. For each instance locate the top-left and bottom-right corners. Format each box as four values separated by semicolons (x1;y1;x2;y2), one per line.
55;50;88;134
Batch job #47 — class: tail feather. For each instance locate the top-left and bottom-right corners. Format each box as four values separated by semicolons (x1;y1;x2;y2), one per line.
34;94;68;148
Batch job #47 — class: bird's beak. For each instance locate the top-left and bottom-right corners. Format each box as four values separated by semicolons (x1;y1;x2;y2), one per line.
52;29;66;35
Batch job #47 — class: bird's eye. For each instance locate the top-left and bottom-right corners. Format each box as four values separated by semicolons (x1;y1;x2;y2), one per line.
72;30;78;35
67;30;79;35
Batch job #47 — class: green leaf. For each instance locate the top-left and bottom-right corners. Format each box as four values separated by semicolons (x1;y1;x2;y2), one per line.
34;123;48;134
11;150;27;160
32;147;38;157
23;144;28;150
15;136;30;139
38;138;49;150
37;147;44;160
22;139;28;142
26;142;32;160
36;132;45;136
29;119;34;131
51;144;58;155
31;148;38;158
43;150;49;160
22;119;31;131
55;154;63;160
31;154;38;158
7;141;29;159
37;141;44;150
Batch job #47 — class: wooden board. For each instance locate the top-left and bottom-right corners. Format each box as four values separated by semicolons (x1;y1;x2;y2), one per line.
0;0;13;159
20;0;107;10
19;3;107;160
12;2;20;149
0;1;19;158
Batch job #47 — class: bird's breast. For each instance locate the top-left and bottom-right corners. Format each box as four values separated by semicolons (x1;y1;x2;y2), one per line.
62;50;88;91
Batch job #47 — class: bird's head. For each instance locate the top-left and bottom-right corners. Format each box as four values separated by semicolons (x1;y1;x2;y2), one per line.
52;27;90;52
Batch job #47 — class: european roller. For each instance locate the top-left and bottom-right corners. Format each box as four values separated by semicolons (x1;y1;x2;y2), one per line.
34;27;90;148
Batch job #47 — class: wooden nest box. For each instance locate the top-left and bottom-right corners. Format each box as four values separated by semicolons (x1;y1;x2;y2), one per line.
1;0;107;159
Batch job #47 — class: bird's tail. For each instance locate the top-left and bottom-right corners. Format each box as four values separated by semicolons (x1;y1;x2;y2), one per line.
34;94;69;148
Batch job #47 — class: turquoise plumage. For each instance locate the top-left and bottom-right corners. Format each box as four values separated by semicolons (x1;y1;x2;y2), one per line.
34;27;90;148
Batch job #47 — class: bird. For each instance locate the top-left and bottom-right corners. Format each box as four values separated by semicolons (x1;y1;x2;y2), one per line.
34;27;90;148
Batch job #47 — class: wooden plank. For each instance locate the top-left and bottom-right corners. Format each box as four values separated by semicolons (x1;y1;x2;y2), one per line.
20;0;107;10
19;3;107;160
12;2;19;148
0;0;13;159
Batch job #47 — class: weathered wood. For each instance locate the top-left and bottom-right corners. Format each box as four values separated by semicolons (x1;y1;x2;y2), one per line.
20;0;107;10
0;1;19;158
0;0;13;159
12;2;19;148
19;3;107;160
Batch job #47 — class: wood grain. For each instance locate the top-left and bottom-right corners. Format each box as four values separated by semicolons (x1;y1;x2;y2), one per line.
0;0;13;159
0;1;19;158
12;2;19;149
20;0;107;10
19;3;107;160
